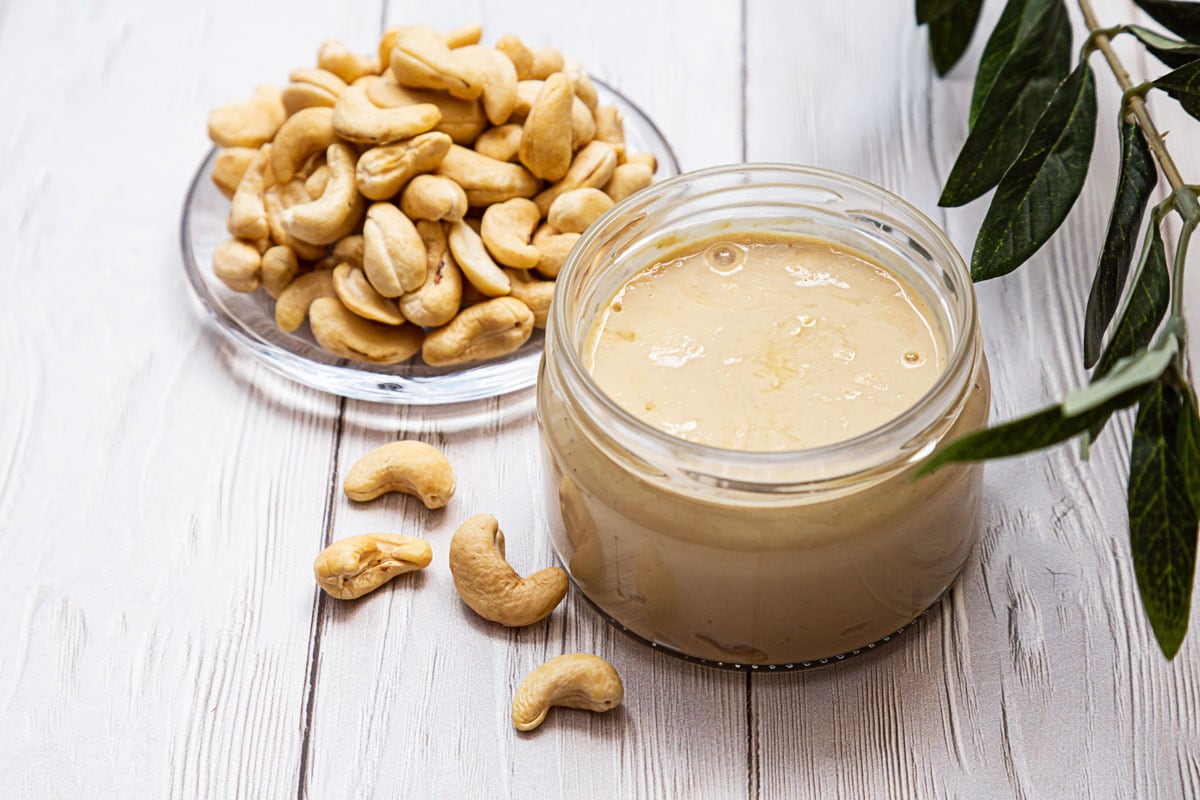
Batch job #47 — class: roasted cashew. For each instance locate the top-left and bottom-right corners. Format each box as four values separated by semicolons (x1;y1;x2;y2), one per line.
481;198;540;269
207;85;286;147
447;219;511;297
563;57;598;111
455;45;518;125
436;145;539;207
366;78;487;145
227;144;271;241
604;162;654;203
495;34;535;81
332;82;442;145
212;147;257;198
314;533;432;600
261;245;299;299
363;201;427;297
304;164;331;199
378;26;405;72
356;131;453;201
401;220;463;327
513;81;594;147
389;24;485;100
317;39;379;84
400;174;468;222
547;188;613;234
212;238;262;293
333;234;365;269
282;68;347;116
474;124;522;162
531;224;581;278
309;297;423;364
281;143;366;245
343;440;456;507
623;151;657;171
511;654;623;731
333;263;405;325
593;105;625;153
448;514;568;626
422;296;534;366
519;73;573;181
442;23;483;49
534;140;618;215
275;269;336;332
505;268;555;328
529;46;564;80
264;180;327;261
271;107;337;183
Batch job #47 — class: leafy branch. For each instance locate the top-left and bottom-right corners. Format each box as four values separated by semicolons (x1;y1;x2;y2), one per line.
917;0;1200;659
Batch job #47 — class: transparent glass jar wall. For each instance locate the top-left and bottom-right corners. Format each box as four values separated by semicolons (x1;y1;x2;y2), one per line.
536;165;991;667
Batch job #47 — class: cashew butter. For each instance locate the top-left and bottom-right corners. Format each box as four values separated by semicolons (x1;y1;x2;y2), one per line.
537;165;991;667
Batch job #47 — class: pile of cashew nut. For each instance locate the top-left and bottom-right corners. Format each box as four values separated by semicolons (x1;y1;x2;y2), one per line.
207;25;658;368
311;439;623;731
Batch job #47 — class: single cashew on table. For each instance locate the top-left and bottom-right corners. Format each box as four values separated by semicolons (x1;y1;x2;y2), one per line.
314;533;433;599
511;654;624;731
344;440;456;508
205;24;660;368
449;513;568;626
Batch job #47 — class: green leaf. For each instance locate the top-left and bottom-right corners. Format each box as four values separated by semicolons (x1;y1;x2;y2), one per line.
970;0;1058;128
970;62;1097;280
916;0;956;24
917;386;1142;476
1180;385;1200;512
1064;336;1177;415
1154;58;1200;122
940;0;1071;206
927;0;985;76
1084;120;1157;367
1094;223;1169;378
1127;377;1200;659
1133;0;1200;45
1129;24;1200;69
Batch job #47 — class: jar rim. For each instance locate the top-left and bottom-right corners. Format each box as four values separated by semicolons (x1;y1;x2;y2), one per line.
548;162;980;485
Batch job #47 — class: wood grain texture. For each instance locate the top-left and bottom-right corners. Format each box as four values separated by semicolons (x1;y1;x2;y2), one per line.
1;0;1197;798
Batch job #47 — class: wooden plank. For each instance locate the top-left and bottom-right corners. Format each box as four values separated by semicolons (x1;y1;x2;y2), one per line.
299;3;748;798
747;0;1198;797
0;1;380;797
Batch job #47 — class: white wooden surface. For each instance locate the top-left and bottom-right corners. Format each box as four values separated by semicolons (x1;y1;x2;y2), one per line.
1;0;1197;797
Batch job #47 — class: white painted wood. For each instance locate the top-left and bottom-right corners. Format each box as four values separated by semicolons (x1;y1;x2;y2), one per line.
2;0;1197;797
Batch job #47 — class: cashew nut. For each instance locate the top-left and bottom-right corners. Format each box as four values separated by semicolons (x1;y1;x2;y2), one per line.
275;269;336;332
400;174;468;222
474;124;522;162
481;198;541;269
624;151;657;171
332;82;442;145
304;164;331;199
264;179;327;261
363;201;427;297
207;85;286;148
511;654;623;731
333;262;405;325
529;46;564;80
261;244;299;299
317;39;379;84
281;68;347;116
547;187;613;234
356;131;453;201
422;296;534;366
309;296;423;364
314;534;433;600
534;140;618;215
388;24;484;100
603;162;654;203
513;81;594;148
494;34;534;81
212;238;262;293
518;74;573;181
227;144;271;241
343;440;456;507
455;45;518;125
436;145;539;207
563;58;598;111
447;219;511;296
281;143;366;245
401;220;463;327
505;268;555;328
531;224;581;278
333;234;365;269
593;105;625;153
212;147;258;198
442;23;483;49
366;78;487;145
271;107;337;183
448;514;568;626
378;26;405;72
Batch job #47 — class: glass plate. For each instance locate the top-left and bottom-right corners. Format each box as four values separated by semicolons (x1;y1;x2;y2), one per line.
181;79;680;405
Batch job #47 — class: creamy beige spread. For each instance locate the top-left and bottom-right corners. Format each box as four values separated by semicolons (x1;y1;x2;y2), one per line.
585;234;946;451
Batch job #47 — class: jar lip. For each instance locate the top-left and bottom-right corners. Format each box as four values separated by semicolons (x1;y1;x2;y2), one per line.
549;162;978;476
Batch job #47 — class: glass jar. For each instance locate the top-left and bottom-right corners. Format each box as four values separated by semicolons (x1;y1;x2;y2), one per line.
536;164;990;668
